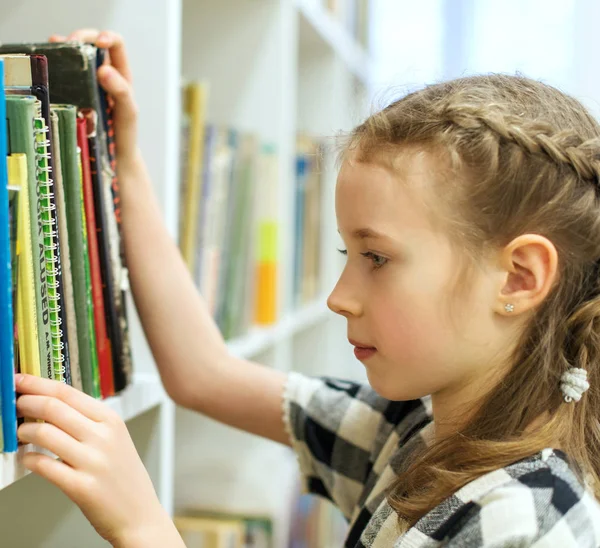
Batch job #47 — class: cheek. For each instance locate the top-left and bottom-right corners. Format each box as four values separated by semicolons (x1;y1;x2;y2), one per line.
367;273;465;399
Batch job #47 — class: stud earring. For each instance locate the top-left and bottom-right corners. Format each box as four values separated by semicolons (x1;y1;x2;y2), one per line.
504;303;515;313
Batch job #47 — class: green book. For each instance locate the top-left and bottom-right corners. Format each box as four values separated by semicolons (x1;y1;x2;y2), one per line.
33;114;64;382
5;95;52;379
52;105;100;398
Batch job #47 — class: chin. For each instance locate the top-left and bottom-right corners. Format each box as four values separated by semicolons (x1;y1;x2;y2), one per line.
365;370;425;401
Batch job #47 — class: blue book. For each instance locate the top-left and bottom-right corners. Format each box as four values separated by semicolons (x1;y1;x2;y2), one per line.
294;154;308;304
0;60;17;452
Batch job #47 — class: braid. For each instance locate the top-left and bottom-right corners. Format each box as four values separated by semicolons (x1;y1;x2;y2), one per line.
441;101;600;183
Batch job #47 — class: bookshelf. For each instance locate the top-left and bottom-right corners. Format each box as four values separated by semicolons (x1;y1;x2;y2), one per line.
0;0;372;545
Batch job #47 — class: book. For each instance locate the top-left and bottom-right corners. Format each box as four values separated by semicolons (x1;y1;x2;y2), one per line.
218;134;258;339
52;104;100;398
174;516;246;548
0;61;17;452
50;111;82;390
9;154;41;379
95;48;132;392
254;144;279;325
1;52;72;384
200;127;233;317
180;82;208;273
0;41;131;391
77;115;114;398
176;511;272;548
34;114;64;382
5;95;53;381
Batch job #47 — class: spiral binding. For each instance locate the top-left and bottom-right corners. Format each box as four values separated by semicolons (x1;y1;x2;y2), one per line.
34;120;65;378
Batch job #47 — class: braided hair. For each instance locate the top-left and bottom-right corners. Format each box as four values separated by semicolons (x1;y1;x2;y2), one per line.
343;73;600;525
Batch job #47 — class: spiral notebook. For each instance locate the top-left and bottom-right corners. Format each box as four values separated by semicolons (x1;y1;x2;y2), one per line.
33;113;64;382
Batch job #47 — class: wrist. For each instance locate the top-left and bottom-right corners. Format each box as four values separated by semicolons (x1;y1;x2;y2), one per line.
113;511;184;548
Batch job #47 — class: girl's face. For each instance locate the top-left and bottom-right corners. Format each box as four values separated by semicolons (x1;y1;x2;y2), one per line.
328;149;508;408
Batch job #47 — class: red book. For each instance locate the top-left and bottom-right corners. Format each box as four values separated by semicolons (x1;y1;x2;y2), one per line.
76;117;115;398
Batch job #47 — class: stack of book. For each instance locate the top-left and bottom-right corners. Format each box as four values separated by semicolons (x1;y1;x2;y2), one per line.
0;42;132;453
178;82;280;341
175;511;272;548
293;135;324;307
324;0;371;48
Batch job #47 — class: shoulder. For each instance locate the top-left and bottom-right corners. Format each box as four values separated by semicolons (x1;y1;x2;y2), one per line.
439;450;600;547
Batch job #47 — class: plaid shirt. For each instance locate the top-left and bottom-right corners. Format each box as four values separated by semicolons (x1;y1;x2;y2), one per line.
283;372;600;547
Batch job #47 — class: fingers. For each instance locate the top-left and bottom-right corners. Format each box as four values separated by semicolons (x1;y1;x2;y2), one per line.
17;394;95;441
66;28;103;44
15;374;108;422
21;452;80;493
18;422;86;467
96;30;133;84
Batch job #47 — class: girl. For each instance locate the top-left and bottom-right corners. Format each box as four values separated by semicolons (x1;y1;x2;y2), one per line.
15;29;600;547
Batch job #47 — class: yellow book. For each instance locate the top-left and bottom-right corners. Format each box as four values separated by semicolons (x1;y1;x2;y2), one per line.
9;154;41;377
174;516;245;548
180;81;208;272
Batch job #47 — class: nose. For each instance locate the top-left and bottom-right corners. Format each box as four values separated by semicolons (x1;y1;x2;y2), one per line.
327;271;363;318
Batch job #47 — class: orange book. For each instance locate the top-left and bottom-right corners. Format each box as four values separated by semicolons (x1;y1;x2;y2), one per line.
254;145;279;325
77;117;114;398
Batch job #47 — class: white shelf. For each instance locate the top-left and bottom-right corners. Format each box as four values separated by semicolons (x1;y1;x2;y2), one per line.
296;0;371;87
226;298;330;359
0;373;165;491
104;373;166;422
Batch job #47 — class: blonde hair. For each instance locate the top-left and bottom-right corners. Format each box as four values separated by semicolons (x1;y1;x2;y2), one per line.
344;74;600;525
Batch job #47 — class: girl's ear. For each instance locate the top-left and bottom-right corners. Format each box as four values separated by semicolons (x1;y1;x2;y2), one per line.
495;234;558;316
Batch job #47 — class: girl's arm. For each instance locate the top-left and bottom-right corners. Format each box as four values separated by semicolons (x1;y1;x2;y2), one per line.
59;30;289;446
16;374;186;548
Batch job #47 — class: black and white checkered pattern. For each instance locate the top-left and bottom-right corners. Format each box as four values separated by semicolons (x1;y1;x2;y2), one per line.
283;372;600;547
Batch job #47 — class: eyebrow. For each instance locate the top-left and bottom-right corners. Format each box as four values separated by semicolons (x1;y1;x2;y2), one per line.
338;228;393;241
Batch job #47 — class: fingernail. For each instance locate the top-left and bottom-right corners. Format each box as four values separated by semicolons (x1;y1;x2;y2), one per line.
14;374;23;385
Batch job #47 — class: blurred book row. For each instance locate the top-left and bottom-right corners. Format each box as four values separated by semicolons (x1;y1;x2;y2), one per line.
0;43;133;452
175;512;272;548
324;0;371;48
178;82;325;341
174;489;347;548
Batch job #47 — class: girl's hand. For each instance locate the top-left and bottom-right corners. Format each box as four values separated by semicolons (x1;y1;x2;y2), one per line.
49;29;139;169
15;374;169;545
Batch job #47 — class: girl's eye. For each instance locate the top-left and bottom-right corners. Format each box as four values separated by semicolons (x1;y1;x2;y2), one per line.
337;248;348;256
361;251;388;269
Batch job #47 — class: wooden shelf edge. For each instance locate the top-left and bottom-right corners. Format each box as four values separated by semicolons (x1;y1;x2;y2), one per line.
0;373;166;491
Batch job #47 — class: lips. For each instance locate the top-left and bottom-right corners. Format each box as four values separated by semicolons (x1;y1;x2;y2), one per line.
349;338;377;361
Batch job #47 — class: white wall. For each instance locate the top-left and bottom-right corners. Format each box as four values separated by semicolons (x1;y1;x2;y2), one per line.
371;0;600;121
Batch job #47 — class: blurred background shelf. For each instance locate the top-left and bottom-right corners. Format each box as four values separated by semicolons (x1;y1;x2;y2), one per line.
226;298;329;361
296;0;371;87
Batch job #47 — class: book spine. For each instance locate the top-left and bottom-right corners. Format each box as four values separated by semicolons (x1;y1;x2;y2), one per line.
77;117;114;398
76;149;101;399
33;118;64;382
254;145;278;326
11;154;41;380
34;82;72;387
0;62;17;452
96;50;132;392
50;111;82;391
